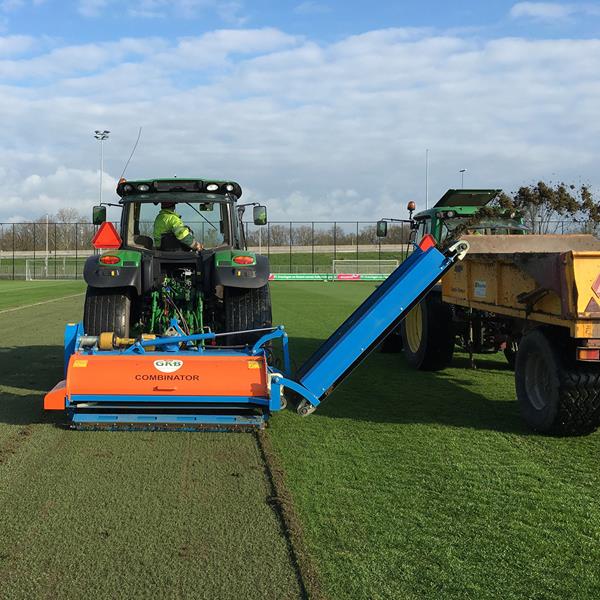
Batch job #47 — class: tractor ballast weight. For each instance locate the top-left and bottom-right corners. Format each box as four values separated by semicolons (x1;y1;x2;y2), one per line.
45;238;469;429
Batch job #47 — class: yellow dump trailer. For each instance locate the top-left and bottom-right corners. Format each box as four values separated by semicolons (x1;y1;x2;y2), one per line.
402;234;600;435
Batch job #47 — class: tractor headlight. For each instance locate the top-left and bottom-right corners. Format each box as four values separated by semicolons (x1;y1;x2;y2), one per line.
137;184;150;192
206;183;219;192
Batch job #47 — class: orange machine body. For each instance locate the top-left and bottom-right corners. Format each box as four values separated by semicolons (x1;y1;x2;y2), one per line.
44;352;269;410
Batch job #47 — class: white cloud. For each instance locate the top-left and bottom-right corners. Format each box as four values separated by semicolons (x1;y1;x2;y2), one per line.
510;2;600;20
1;27;600;222
0;35;36;56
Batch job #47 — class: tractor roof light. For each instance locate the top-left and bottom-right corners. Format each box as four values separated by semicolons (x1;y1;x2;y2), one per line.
233;255;254;265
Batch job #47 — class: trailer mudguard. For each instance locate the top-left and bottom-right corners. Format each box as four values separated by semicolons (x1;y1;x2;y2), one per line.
213;254;270;289
83;255;142;294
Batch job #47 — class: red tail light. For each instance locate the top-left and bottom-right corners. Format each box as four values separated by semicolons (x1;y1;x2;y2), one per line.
100;255;120;265
233;256;254;265
577;348;600;361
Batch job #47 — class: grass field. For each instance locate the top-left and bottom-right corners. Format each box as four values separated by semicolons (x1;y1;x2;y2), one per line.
1;280;599;599
0;280;85;311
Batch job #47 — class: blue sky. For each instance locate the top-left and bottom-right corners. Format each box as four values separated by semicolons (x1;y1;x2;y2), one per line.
5;1;600;42
1;1;600;221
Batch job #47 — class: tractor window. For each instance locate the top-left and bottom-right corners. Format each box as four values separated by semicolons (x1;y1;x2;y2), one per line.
415;218;431;242
129;198;228;249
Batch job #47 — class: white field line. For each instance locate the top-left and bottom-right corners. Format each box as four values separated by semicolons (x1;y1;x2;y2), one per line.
0;282;75;293
0;293;85;315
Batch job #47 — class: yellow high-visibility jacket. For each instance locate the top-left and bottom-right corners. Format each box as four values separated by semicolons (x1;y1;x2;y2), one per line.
153;209;194;248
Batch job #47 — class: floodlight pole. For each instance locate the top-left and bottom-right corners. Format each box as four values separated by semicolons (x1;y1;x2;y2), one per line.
94;130;110;204
459;168;467;189
45;214;49;275
425;149;429;210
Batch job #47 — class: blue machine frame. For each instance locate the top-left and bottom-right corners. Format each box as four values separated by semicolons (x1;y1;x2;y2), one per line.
55;240;468;429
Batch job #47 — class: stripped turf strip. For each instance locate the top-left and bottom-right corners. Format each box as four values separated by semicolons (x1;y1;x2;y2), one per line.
0;293;305;599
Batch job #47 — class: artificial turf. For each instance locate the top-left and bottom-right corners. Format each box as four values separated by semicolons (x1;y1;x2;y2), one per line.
268;282;600;600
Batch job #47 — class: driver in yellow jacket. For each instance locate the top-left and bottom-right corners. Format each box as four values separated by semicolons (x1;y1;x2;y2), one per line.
153;202;204;251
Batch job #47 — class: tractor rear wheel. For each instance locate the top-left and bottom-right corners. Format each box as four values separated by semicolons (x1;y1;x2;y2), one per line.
400;292;454;370
83;287;132;338
223;284;272;345
515;328;600;435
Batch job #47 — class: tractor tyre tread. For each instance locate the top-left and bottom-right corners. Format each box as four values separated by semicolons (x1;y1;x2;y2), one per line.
223;285;272;345
401;292;454;371
84;287;132;338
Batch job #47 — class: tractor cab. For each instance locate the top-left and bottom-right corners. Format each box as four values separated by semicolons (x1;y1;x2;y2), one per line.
412;189;530;243
377;189;528;247
85;177;272;342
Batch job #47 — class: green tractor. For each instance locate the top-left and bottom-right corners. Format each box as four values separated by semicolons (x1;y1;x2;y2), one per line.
377;189;528;358
84;178;271;344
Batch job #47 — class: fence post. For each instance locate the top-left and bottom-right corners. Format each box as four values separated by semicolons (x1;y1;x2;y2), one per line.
333;221;337;262
54;223;57;279
75;223;78;279
356;221;359;263
33;223;36;279
12;223;15;280
311;222;315;274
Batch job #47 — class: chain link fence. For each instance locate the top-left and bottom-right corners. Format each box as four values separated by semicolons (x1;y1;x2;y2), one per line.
0;219;595;280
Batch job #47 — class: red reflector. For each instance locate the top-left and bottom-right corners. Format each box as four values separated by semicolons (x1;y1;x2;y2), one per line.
577;348;600;361
100;255;120;265
233;256;254;265
92;222;122;249
418;234;436;251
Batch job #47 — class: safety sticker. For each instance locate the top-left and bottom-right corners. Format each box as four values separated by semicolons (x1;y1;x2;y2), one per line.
73;360;88;368
474;280;487;298
247;361;260;369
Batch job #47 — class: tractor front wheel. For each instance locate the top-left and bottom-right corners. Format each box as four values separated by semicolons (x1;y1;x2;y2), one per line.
83;287;132;338
400;292;454;370
223;285;272;345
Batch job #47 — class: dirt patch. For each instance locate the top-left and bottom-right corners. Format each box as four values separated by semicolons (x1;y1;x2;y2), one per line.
0;425;34;463
256;430;325;600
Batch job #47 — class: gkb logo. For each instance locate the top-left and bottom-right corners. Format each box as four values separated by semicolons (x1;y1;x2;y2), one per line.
153;359;184;373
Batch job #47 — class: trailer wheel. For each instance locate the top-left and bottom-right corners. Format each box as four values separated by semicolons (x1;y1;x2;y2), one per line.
515;328;600;435
223;284;272;345
401;293;454;371
83;287;132;337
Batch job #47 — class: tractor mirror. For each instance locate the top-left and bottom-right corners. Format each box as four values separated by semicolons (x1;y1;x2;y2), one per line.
253;205;268;226
92;205;106;225
376;220;388;237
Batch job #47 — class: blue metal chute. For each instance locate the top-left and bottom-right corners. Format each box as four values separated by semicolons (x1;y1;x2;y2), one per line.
283;240;469;415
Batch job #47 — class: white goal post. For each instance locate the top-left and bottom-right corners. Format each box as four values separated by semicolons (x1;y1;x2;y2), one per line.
25;257;69;280
331;259;399;280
